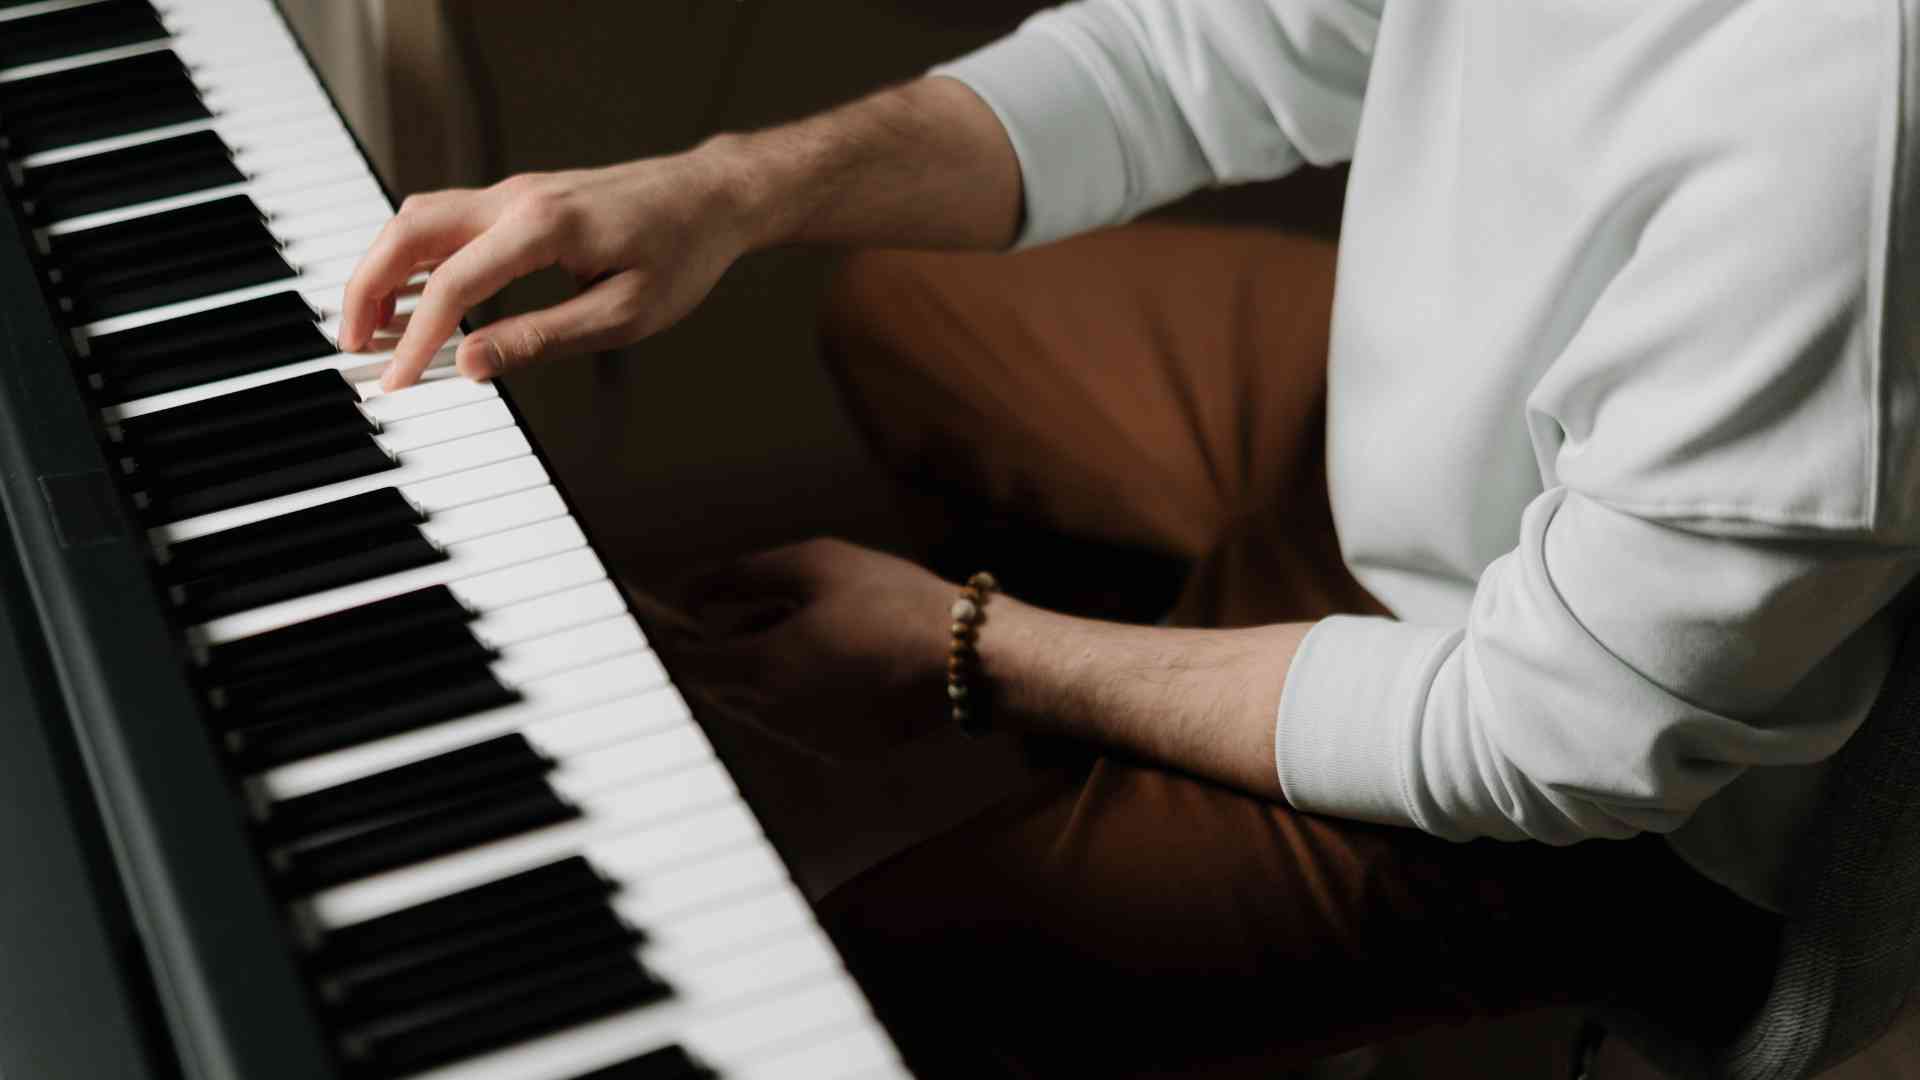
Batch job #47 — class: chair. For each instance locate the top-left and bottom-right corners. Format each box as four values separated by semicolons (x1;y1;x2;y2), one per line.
1576;612;1920;1079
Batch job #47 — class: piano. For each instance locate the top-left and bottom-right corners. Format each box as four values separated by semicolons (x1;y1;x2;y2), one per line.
0;1;909;1077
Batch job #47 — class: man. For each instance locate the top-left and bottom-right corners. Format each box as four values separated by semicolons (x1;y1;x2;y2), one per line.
342;1;1914;1074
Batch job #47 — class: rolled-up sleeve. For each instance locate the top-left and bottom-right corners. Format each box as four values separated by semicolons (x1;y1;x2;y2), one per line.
1278;489;1917;844
933;0;1384;247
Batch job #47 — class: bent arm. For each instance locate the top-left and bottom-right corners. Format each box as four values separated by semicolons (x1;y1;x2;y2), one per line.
715;76;1023;252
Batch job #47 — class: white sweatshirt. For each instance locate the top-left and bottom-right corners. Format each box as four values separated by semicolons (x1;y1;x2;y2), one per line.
937;0;1920;911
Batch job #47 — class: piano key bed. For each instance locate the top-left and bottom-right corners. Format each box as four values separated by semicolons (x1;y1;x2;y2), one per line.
0;1;908;1077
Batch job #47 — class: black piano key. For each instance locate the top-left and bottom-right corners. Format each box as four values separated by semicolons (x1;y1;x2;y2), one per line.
116;369;355;456
345;954;669;1079
318;886;624;1010
230;670;520;770
0;0;168;71
0;47;183;114
65;229;292;321
93;290;320;372
277;780;581;894
148;437;396;521
202;584;472;682
73;218;276;293
55;194;262;270
0;51;206;157
330;907;642;1024
311;857;613;973
166;487;418;579
135;408;375;491
570;1045;717;1080
92;295;335;402
214;623;489;720
176;525;445;621
24;130;242;222
53;196;286;317
265;734;552;843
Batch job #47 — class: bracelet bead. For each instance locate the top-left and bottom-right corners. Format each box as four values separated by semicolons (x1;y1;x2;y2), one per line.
946;571;997;737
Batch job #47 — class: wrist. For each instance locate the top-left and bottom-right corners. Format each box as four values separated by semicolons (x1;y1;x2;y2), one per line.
689;131;807;253
969;595;1075;736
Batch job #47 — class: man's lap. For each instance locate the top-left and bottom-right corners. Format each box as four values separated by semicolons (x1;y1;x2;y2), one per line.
818;223;1778;1074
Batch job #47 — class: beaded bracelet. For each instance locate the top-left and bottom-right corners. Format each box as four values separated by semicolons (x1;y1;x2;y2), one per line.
947;571;998;737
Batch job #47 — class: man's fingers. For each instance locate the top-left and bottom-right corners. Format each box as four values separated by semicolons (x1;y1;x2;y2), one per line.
677;542;838;616
382;215;558;390
341;190;489;352
453;272;643;379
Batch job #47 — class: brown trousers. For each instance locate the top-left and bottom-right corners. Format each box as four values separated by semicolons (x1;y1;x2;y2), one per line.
816;225;1781;1078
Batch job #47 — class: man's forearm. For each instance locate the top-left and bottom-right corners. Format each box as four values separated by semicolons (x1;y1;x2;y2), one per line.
703;77;1022;252
978;598;1311;800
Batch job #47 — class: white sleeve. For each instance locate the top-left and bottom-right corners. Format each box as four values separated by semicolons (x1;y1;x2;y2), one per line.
1276;492;1915;843
932;0;1385;247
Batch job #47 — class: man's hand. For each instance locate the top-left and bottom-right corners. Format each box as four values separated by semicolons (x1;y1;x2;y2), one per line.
659;539;956;760
658;538;1310;798
340;76;1020;390
342;154;754;390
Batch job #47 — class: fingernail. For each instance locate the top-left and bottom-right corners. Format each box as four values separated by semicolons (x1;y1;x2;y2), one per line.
464;337;503;380
379;364;398;391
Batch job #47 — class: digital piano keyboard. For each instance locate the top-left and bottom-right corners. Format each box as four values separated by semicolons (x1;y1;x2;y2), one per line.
0;1;908;1076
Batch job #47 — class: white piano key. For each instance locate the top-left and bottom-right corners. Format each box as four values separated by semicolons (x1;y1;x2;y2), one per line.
256;662;685;799
158;0;297;28
270;200;388;244
353;371;499;425
231;128;364;175
607;845;791;933
468;580;627;649
373;399;515;455
723;1025;904;1080
155;427;529;542
637;889;815;966
447;545;611;611
197;516;588;644
0;39;172;83
416;485;566;547
398;455;548;515
545;727;712;803
281;223;383;267
490;617;646;687
682;979;876;1072
161;5;301;37
198;72;333;118
518;687;692;758
306;759;740;929
0;0;110;22
192;54;333;100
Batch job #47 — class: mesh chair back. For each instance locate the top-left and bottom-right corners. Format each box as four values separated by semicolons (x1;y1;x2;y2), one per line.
1604;613;1920;1079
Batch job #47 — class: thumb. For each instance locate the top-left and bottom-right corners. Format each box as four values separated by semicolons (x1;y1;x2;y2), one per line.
455;272;643;378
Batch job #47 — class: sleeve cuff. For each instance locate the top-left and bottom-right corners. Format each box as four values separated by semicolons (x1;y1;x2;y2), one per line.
930;25;1132;248
1275;615;1461;830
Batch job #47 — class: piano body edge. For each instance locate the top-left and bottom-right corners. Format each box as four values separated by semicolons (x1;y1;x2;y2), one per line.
0;175;339;1080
